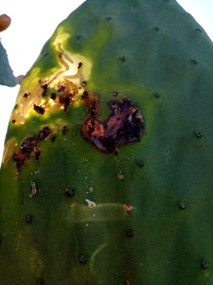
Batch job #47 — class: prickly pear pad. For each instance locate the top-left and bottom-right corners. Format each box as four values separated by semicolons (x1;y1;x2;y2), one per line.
0;0;213;284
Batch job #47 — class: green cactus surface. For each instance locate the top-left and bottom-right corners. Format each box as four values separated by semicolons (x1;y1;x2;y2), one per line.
0;0;213;284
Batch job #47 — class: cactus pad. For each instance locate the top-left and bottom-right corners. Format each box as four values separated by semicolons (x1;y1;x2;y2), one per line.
0;0;213;284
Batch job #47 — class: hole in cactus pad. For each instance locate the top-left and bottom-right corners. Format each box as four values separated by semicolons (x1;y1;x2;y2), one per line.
81;95;144;153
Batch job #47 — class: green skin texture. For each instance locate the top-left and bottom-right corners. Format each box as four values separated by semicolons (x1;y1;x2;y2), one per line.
0;0;213;284
0;40;17;87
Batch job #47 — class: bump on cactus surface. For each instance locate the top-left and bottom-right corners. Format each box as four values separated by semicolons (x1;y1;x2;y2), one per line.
0;0;213;284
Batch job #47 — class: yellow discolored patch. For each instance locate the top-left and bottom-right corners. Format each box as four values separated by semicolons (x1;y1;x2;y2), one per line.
30;248;44;277
2;138;17;167
11;28;92;124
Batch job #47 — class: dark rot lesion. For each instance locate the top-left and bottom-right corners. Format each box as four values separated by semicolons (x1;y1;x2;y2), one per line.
82;91;100;117
41;83;49;97
81;94;144;153
23;92;30;98
13;126;51;172
58;90;74;113
62;125;69;135
34;104;45;115
38;79;76;113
